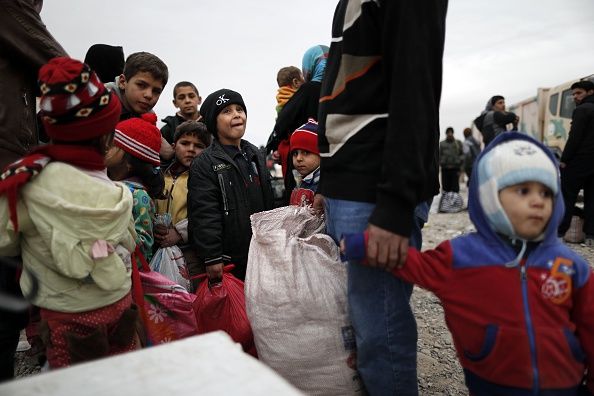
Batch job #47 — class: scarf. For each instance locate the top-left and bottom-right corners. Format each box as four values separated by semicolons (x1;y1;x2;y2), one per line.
302;45;329;83
0;144;106;232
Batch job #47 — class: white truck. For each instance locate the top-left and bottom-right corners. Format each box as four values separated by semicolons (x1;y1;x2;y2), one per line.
508;74;594;158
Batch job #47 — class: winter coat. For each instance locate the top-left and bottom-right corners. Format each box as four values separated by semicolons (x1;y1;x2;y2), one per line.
0;163;136;313
187;139;273;276
156;165;189;242
0;0;66;168
396;133;594;395
439;138;463;169
561;94;594;173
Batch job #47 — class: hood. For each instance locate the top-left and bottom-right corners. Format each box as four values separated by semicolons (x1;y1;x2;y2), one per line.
468;132;564;248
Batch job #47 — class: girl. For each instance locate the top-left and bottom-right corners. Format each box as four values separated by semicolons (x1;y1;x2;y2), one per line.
105;113;164;262
0;57;138;369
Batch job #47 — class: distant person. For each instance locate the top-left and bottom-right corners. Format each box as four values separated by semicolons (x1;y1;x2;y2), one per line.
155;120;211;280
188;89;273;282
462;127;481;186
479;95;519;146
105;113;165;262
84;44;125;84
275;66;304;114
288;119;320;206
159;81;203;167
0;57;138;369
439;127;463;193
558;80;594;246
0;0;66;380
344;132;594;396
266;45;328;197
104;51;173;161
317;1;447;394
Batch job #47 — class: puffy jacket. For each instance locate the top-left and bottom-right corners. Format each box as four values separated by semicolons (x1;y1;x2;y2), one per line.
397;133;594;395
0;163;136;313
187;139;273;275
439;138;463;169
0;0;66;168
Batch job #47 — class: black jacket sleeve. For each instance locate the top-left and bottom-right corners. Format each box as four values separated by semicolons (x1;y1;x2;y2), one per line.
187;153;224;268
493;111;517;127
369;0;447;236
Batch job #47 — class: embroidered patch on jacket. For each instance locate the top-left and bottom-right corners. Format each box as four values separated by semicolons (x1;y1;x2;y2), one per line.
541;257;573;304
212;163;232;172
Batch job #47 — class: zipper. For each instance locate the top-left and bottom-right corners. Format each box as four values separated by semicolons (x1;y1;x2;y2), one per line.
520;263;539;394
218;173;229;215
165;175;178;214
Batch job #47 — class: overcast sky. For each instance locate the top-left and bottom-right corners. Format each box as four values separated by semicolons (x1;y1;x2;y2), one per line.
41;0;594;144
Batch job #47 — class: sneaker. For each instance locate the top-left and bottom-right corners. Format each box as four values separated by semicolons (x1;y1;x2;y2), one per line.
16;340;31;352
585;238;594;247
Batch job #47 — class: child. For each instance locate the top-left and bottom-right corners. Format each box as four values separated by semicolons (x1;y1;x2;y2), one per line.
104;52;172;161
275;66;304;115
105;113;164;262
289;118;320;206
160;81;203;145
0;57;138;369
188;89;274;281
155;120;211;278
344;132;594;395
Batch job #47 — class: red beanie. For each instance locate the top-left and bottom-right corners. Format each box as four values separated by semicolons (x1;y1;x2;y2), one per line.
114;113;162;166
290;118;319;154
38;57;121;141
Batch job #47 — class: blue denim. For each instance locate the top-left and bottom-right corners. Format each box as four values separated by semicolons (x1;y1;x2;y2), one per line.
324;198;428;396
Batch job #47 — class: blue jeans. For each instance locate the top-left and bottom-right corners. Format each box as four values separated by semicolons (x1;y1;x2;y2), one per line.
324;198;428;396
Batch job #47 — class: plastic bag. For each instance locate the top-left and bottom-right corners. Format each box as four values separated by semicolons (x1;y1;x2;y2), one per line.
245;206;362;396
150;246;191;292
132;248;199;345
194;268;256;357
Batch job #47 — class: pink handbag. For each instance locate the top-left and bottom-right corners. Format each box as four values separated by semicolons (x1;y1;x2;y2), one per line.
132;247;199;345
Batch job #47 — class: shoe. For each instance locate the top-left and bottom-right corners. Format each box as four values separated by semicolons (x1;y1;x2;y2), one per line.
584;238;594;247
16;340;31;352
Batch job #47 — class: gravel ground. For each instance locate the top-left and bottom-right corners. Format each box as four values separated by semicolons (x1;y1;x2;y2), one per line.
12;188;594;395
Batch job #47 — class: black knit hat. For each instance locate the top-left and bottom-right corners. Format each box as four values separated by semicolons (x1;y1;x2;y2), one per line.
200;89;246;137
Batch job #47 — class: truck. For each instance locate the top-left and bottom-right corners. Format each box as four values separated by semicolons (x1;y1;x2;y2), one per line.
508;73;594;158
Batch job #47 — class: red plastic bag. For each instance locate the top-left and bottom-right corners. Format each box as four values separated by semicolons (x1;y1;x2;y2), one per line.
194;267;257;357
132;247;199;345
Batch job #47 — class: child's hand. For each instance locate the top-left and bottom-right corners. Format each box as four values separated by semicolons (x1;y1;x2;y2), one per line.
155;227;182;247
206;263;224;283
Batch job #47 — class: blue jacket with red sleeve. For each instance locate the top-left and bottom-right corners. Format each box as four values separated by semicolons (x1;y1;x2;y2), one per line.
397;133;594;395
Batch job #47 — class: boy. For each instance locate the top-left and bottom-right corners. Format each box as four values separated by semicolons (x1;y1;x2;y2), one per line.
289;118;320;206
160;82;203;145
155;120;211;278
344;132;594;395
275;66;304;114
188;89;274;281
104;52;172;159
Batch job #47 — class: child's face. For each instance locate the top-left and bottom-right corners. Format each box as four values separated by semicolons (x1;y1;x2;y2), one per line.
173;86;201;119
216;104;246;146
498;181;553;240
174;134;205;167
118;71;164;114
292;149;320;177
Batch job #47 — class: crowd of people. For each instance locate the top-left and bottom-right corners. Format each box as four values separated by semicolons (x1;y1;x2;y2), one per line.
0;1;593;395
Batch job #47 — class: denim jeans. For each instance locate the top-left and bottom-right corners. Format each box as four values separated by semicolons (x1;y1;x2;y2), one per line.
324;198;428;396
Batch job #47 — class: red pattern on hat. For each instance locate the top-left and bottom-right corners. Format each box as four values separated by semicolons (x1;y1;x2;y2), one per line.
290;118;319;154
38;57;120;141
114;113;162;166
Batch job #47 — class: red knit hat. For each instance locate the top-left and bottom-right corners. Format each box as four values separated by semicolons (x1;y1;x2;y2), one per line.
290;118;319;154
114;113;162;166
38;57;121;141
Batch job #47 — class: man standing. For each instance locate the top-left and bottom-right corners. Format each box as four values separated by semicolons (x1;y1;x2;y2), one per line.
317;1;447;395
439;127;463;193
559;80;594;245
480;95;519;146
462;127;481;186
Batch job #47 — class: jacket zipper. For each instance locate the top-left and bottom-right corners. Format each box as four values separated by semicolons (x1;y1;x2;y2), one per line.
218;173;229;215
520;263;539;394
166;175;178;214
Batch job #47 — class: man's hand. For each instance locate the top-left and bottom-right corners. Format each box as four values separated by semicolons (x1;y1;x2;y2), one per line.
206;263;224;282
154;226;182;248
366;224;409;271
